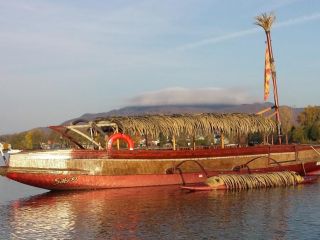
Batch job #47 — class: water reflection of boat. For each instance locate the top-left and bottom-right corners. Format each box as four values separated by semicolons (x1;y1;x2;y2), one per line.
9;186;208;239
6;183;319;239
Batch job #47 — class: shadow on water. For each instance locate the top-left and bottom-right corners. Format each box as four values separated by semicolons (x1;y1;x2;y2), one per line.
1;182;320;239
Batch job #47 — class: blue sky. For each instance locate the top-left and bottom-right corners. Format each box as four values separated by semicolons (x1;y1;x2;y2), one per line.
1;0;320;134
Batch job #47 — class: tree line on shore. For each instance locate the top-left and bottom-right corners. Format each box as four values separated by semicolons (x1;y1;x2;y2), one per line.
288;106;320;143
1;106;319;150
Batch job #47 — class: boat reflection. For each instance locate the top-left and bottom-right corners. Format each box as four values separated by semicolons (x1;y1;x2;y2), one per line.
8;186;222;239
6;184;317;239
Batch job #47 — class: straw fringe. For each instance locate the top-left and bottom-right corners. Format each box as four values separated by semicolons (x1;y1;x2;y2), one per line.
96;113;275;137
255;12;276;32
207;171;303;190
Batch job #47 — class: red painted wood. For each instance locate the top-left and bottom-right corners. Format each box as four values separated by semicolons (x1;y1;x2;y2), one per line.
70;145;319;160
307;169;320;176
6;172;204;190
6;161;320;190
181;183;216;191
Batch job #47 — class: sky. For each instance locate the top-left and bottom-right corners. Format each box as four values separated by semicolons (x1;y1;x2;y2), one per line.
1;0;320;134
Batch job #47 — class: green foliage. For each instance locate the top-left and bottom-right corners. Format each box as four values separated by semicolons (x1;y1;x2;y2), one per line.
248;132;263;145
291;127;307;143
158;132;167;147
195;135;214;146
309;121;320;141
297;106;320;126
290;106;320;143
6;133;25;149
1;128;62;150
279;106;294;134
23;132;33;149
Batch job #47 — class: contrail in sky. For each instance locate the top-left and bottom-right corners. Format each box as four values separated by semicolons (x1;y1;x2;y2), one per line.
275;12;320;28
177;12;320;51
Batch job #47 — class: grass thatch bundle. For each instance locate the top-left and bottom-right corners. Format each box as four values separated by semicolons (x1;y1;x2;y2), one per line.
95;113;275;138
206;171;303;190
255;12;276;32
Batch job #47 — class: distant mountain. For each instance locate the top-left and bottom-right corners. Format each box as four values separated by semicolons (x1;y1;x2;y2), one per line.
65;102;282;124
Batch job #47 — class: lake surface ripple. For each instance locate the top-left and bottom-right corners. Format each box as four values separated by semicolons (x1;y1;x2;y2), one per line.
1;179;320;239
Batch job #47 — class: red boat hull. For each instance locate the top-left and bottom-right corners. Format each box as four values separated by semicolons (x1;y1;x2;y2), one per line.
5;161;320;190
3;145;320;190
6;172;206;190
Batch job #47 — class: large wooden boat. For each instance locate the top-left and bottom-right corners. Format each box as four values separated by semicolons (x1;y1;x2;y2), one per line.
1;114;320;190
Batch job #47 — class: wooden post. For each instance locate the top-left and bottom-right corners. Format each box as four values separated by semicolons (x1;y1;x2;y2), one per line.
145;133;148;149
256;13;282;144
105;134;109;149
265;30;282;144
116;140;120;150
115;127;120;150
193;136;196;150
172;136;176;151
271;134;274;145
221;132;225;149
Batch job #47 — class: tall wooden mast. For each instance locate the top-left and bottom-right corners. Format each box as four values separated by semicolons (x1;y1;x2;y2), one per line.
255;13;282;144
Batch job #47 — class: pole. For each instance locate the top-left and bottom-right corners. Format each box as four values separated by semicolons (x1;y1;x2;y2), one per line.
221;132;225;149
193;135;196;150
114;126;120;150
265;30;282;144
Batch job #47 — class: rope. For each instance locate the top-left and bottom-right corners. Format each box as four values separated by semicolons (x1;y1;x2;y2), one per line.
310;145;320;157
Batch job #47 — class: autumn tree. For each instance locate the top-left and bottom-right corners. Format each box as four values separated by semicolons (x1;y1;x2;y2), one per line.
279;106;295;144
291;126;307;143
297;106;320;126
292;106;320;143
309;121;320;141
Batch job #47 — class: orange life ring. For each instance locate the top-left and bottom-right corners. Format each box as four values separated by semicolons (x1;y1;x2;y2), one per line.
107;133;134;150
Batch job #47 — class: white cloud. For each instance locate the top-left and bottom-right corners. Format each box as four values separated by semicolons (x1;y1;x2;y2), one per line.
127;87;259;106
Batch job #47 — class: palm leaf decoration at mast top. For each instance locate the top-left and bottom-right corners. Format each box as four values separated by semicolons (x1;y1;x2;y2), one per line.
255;12;276;32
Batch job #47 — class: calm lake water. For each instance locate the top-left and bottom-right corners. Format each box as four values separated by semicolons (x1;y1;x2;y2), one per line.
1;177;320;240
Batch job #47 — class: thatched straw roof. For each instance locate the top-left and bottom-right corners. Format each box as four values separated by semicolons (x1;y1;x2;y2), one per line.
255;12;276;32
95;113;275;137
